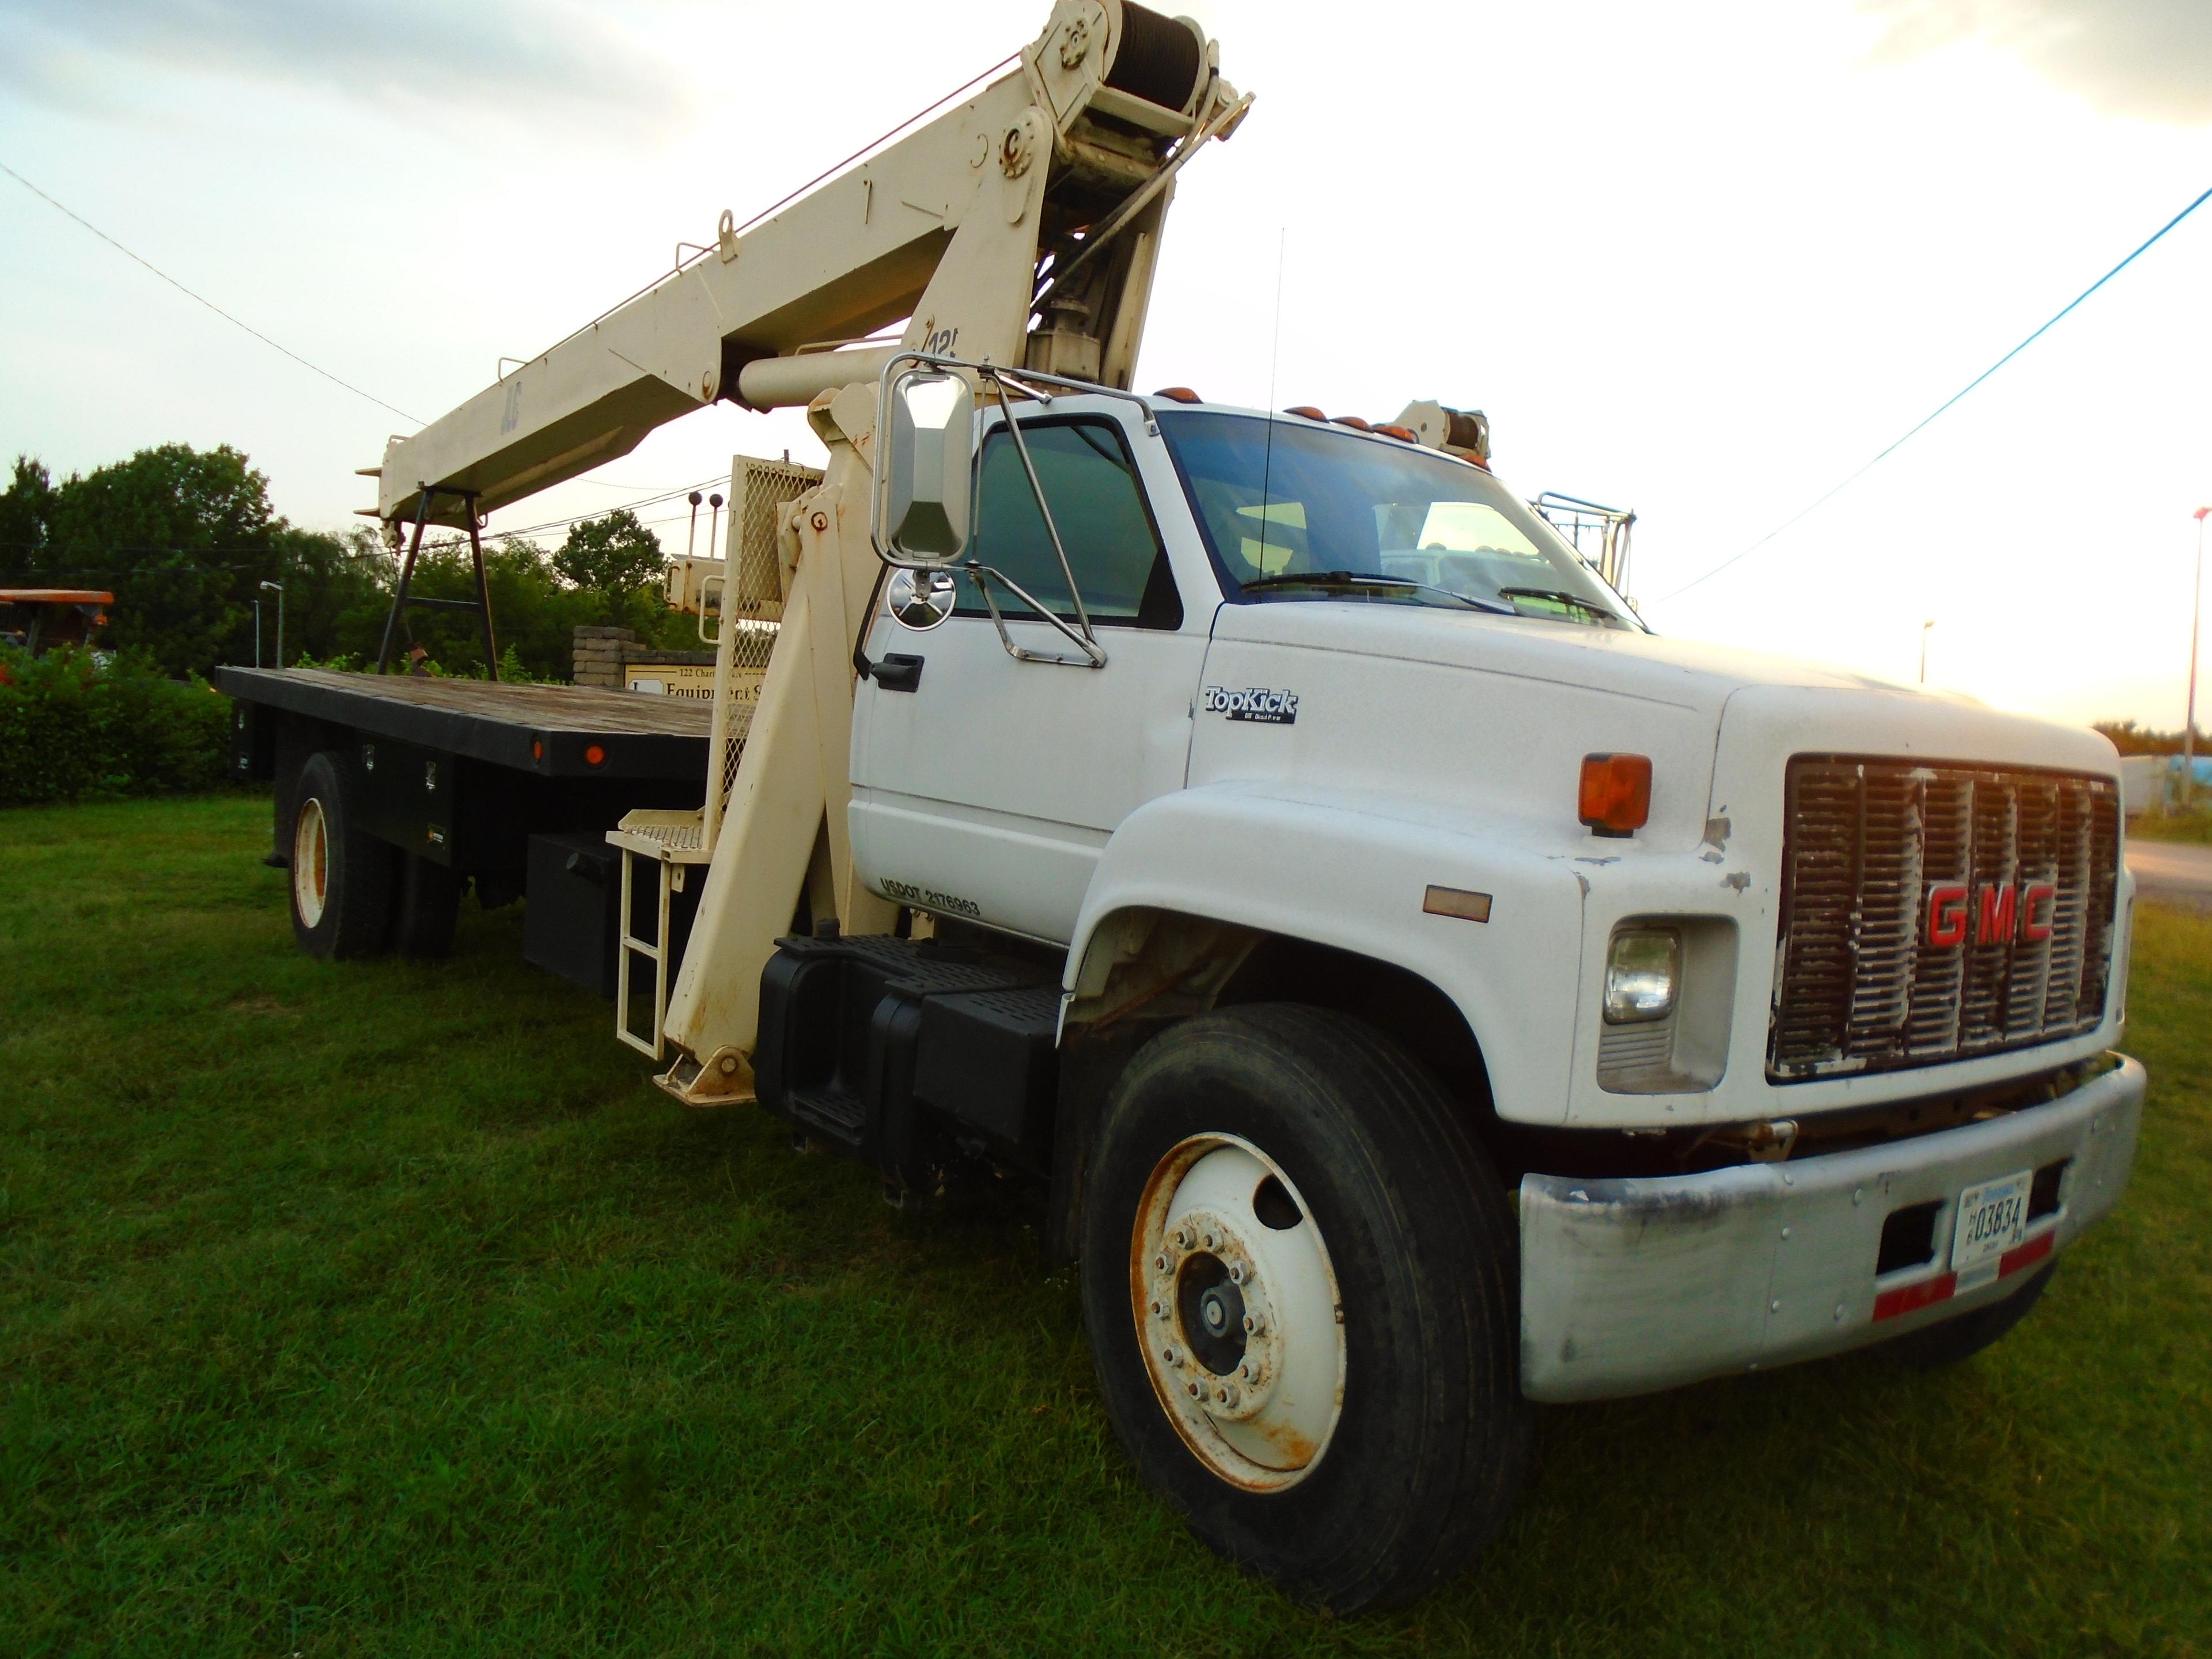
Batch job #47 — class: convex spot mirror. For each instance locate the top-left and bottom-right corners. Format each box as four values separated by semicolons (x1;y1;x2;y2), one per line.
880;368;973;563
887;567;957;631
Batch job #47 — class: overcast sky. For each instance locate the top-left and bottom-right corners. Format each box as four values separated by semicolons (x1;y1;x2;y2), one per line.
3;0;2209;729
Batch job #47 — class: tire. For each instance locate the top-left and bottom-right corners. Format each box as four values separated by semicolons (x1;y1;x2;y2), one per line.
287;751;397;960
1886;1263;2055;1371
1080;1004;1529;1613
391;855;462;959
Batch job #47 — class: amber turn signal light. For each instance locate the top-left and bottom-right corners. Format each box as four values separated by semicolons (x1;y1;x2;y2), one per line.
1579;753;1652;838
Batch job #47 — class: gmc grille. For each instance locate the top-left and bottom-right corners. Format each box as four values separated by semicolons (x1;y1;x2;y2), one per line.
1770;756;2120;1081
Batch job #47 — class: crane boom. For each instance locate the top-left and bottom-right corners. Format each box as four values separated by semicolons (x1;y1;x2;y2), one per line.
372;0;1246;533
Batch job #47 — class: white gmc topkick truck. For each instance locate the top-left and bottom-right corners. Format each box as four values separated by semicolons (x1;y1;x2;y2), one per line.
218;1;2146;1612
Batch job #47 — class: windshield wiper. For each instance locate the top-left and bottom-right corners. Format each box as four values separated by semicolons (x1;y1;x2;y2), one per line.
1493;585;1621;622
1242;570;1511;614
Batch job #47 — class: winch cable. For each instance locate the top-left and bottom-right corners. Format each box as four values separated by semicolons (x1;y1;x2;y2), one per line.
1652;181;2212;605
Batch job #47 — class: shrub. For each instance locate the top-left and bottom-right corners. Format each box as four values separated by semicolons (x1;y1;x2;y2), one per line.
0;645;232;807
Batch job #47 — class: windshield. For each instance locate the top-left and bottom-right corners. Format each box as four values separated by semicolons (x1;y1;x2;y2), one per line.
1157;411;1638;628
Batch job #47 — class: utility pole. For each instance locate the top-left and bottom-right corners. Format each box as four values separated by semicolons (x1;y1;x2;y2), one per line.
1919;619;1935;684
2188;507;2208;808
259;579;285;669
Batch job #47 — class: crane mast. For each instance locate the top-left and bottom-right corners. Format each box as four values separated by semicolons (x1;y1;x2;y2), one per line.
366;2;1247;1104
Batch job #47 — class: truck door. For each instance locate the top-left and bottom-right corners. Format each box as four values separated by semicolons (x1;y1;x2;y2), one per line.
851;410;1205;944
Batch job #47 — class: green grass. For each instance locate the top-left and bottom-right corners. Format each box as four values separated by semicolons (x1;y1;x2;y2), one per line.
2131;808;2212;846
3;794;2206;1657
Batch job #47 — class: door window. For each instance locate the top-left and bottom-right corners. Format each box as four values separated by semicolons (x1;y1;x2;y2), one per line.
961;418;1181;629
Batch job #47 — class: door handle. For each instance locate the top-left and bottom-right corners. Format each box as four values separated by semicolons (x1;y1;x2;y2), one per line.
869;653;925;693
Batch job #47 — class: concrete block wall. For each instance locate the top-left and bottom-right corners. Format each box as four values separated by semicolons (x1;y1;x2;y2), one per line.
573;626;720;688
571;626;636;688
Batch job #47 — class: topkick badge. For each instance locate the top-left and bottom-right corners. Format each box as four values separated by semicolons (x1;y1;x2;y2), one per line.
1203;685;1300;725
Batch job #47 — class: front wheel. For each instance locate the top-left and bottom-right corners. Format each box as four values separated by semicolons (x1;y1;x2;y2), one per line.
1080;1005;1529;1613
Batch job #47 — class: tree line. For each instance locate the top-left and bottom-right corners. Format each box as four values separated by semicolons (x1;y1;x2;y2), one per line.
1;444;692;681
2093;720;2207;757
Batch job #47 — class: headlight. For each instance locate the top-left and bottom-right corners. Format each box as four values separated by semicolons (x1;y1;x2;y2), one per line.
1604;928;1680;1024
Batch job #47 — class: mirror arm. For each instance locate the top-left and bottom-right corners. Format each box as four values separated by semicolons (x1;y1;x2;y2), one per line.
981;365;1099;646
966;564;1107;668
851;560;893;681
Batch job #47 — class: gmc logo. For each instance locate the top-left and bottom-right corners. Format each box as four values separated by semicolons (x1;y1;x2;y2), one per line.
1924;881;2056;948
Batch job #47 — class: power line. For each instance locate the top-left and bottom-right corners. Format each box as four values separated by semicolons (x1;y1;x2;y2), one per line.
1652;181;2212;605
0;158;426;427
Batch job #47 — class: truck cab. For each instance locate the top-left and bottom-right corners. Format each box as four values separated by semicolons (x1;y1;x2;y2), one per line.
744;370;2141;1601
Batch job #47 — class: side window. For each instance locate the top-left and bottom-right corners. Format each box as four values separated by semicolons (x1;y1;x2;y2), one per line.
961;419;1182;628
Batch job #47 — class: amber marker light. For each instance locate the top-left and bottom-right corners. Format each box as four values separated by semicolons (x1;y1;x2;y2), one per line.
584;744;607;767
1579;753;1652;838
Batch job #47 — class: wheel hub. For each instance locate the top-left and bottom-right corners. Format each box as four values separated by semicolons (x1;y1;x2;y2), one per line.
292;797;329;927
1131;1136;1346;1490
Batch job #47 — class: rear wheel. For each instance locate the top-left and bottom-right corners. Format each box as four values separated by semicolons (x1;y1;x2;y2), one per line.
288;751;396;959
1887;1263;2055;1370
1080;1004;1529;1613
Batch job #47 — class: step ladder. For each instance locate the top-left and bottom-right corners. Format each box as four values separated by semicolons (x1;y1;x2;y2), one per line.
606;810;713;1059
605;453;819;1060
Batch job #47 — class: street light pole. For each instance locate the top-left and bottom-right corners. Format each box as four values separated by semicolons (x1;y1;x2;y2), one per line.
253;600;263;668
2188;507;2208;808
259;580;285;669
1920;619;1935;684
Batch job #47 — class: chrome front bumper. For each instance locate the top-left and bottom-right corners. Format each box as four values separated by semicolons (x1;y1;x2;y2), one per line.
1518;1056;2146;1404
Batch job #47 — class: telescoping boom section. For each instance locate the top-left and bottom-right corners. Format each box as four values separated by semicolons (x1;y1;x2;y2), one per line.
371;0;1247;533
365;2;1248;1105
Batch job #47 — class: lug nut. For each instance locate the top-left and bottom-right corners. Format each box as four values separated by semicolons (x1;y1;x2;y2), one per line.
1228;1263;1245;1284
1216;1385;1238;1407
1150;1299;1164;1318
1161;1346;1177;1365
1187;1381;1200;1398
1202;1231;1216;1249
1154;1253;1168;1272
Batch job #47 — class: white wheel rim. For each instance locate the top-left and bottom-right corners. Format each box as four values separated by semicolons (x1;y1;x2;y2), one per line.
1129;1133;1346;1492
293;797;329;927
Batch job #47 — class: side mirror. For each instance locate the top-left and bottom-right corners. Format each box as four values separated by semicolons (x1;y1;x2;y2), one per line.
887;567;958;630
878;367;973;563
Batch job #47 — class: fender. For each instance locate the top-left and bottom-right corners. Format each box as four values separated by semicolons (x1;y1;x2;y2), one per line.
1066;779;1592;1126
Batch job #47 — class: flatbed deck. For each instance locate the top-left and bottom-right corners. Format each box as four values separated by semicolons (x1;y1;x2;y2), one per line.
217;667;717;780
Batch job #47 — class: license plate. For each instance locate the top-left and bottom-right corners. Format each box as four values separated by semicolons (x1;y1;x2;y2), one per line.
1951;1169;2033;1272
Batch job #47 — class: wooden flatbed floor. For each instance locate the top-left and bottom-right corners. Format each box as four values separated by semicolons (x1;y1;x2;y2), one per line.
217;667;717;780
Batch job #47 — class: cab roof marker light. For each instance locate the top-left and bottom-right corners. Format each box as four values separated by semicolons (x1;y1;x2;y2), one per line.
1153;386;1203;404
1285;406;1327;420
1579;753;1652;838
